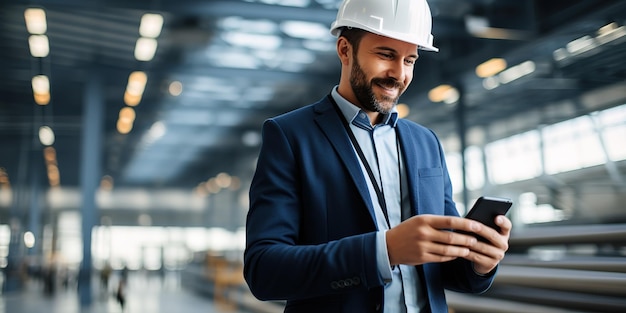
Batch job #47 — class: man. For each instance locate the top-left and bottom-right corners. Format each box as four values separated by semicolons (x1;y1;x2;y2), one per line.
244;0;511;312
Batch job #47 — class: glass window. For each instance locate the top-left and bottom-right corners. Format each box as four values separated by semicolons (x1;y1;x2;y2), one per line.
543;116;606;174
465;145;485;190
597;104;626;161
486;131;542;184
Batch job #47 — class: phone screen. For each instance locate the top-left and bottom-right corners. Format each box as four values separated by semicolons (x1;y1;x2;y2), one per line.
460;196;512;242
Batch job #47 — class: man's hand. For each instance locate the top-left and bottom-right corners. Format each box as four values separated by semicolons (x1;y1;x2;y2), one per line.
385;214;481;266
463;215;511;274
385;214;511;274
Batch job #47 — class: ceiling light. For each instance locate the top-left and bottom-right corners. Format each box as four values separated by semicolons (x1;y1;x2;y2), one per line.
553;48;568;62
442;88;460;104
24;231;36;248
280;21;329;40
498;61;536;84
595;23;626;45
134;37;158;61
396;103;410;118
32;75;50;94
43;146;56;164
32;75;50;105
168;81;183;96
38;125;55;146
117;118;134;134
219;17;277;34
127;71;147;96
139;13;164;38
119;107;136;123
428;84;458;103
28;35;49;57
482;76;499;90
34;93;50;105
215;172;232;189
258;0;310;7
124;91;142;107
302;39;335;52
475;58;507;78
566;35;596;56
222;32;281;50
116;122;132;134
24;8;47;35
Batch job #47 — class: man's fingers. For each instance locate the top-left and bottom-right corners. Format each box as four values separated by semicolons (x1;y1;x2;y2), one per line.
422;214;482;233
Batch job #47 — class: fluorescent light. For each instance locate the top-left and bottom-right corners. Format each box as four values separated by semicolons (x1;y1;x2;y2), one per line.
222;32;281;50
134;37;158;61
258;0;310;8
482;76;499;90
139;13;164;38
219;16;277;34
28;35;49;57
24;8;47;35
32;75;50;94
498;61;535;84
566;35;596;55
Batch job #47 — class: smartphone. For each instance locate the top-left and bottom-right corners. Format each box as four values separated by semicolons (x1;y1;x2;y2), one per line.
459;196;513;242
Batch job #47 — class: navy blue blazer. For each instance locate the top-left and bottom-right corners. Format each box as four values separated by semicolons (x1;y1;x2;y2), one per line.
244;96;495;313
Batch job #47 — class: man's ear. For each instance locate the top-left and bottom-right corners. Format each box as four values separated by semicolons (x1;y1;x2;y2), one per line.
336;37;351;65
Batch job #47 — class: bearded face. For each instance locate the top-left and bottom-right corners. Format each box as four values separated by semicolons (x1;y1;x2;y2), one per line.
349;56;406;115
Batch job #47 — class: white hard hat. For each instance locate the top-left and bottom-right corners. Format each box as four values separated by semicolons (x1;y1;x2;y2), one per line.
330;0;438;52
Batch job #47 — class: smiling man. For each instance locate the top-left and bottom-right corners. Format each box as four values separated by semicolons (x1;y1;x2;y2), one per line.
243;0;511;312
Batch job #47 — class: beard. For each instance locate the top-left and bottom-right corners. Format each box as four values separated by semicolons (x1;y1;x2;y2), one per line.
350;58;406;115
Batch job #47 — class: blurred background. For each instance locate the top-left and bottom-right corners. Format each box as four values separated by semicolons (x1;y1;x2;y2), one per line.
0;0;625;312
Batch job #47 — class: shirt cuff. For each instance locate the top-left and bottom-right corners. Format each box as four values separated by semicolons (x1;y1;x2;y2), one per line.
376;230;393;283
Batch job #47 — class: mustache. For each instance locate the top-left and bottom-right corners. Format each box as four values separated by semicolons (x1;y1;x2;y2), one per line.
372;77;405;90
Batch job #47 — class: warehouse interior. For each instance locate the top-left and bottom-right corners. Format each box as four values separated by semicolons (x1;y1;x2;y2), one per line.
0;0;625;312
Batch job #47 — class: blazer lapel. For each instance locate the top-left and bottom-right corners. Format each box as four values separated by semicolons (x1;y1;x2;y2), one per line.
313;98;378;225
396;121;421;216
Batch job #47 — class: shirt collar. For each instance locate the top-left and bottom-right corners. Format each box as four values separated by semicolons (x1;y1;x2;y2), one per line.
331;87;398;129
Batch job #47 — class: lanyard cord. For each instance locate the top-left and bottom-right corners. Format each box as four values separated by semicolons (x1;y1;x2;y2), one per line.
328;95;403;228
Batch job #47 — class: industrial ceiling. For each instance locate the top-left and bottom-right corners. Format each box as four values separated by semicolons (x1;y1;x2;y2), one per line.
1;0;625;227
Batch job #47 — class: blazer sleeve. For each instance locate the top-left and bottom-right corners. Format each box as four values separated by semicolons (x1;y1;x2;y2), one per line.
244;118;384;301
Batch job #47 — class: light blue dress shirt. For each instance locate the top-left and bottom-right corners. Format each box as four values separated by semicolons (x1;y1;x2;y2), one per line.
332;88;427;312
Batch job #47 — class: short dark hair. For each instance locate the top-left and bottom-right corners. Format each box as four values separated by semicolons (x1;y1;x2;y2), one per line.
338;27;367;54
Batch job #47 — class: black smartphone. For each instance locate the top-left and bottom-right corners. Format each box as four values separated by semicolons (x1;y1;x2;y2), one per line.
459;196;513;242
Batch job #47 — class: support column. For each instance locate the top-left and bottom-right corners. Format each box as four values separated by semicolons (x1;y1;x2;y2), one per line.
78;74;104;306
27;153;43;257
454;84;469;208
4;131;31;293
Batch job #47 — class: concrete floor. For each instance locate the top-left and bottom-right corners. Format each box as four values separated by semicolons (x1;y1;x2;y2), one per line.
0;271;254;313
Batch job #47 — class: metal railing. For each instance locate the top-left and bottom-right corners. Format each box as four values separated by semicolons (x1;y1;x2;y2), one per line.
448;223;626;313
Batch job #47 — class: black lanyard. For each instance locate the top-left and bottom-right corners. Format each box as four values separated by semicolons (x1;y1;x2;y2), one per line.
328;95;400;228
